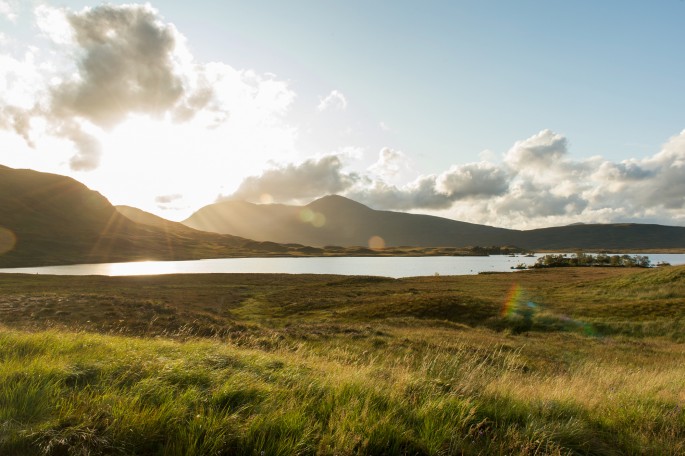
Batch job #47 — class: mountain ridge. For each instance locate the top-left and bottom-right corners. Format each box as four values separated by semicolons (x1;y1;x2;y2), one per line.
185;194;520;248
2;164;684;269
183;195;685;250
0;165;314;267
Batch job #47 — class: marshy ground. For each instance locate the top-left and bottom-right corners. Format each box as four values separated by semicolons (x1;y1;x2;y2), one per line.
2;266;685;455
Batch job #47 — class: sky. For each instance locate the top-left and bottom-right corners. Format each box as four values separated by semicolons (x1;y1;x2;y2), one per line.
1;0;684;229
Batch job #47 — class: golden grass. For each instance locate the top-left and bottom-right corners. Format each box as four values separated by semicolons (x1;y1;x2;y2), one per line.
2;266;685;454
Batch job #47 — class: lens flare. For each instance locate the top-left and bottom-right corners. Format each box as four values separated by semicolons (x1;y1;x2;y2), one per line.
503;283;598;336
299;209;326;227
0;227;17;255
502;283;524;317
557;314;597;336
368;235;385;250
311;212;326;228
299;208;314;223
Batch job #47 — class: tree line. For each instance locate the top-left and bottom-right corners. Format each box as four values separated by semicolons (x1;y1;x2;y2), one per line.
531;253;651;268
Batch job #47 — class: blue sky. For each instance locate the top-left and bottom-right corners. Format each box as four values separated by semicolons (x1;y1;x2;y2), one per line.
136;0;685;164
1;0;684;228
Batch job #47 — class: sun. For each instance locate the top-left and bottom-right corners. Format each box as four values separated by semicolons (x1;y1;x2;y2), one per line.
75;112;298;221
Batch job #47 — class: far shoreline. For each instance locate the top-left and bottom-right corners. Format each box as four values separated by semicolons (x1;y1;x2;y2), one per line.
2;246;685;270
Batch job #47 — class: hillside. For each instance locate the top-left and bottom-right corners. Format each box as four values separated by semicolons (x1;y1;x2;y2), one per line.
519;223;685;250
184;195;685;250
183;195;519;247
115;205;205;234
0;165;313;267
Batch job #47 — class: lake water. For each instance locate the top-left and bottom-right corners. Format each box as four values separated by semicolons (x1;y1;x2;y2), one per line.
1;254;684;278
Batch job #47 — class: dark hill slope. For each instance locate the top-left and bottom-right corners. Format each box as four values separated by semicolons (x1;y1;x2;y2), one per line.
115;205;203;234
517;223;685;250
182;200;303;242
0;165;296;267
183;195;685;250
183;195;518;247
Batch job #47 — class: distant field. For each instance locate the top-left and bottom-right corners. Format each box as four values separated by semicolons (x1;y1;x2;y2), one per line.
2;266;685;454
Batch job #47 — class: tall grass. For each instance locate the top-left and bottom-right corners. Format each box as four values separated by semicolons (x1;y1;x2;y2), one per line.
3;326;685;455
3;267;685;454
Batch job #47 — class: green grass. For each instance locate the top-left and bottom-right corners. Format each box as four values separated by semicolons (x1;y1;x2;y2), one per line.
2;266;685;454
3;328;685;455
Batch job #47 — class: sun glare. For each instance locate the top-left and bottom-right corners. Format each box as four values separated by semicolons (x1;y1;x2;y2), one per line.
83;116;247;220
107;260;184;276
69;107;302;222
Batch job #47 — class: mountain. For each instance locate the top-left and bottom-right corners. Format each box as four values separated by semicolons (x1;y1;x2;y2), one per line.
0;165;310;268
519;223;685;250
3;163;683;269
183;195;518;247
183;195;685;250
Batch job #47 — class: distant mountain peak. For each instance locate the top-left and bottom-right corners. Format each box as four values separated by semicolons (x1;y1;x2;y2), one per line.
306;194;372;212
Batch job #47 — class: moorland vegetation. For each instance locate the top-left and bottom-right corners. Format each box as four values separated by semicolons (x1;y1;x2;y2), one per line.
2;266;685;454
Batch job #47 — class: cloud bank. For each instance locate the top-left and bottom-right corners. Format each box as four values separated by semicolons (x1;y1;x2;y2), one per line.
230;129;685;228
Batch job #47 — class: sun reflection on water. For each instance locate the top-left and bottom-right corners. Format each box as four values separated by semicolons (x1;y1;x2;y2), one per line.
107;260;185;276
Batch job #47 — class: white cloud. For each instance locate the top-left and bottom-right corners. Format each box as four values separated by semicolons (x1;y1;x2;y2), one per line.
50;4;191;128
0;1;18;22
0;48;47;146
368;147;411;181
338;146;365;160
154;193;185;210
34;5;73;45
504;128;567;171
437;162;510;199
59;120;101;171
348;161;510;211
588;129;685;212
347;176;453;210
317;89;347;111
0;3;302;221
155;193;183;204
228;128;685;229
229;154;360;203
0;3;297;185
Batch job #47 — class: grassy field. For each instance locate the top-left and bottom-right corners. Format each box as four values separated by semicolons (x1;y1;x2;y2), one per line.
2;266;685;455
